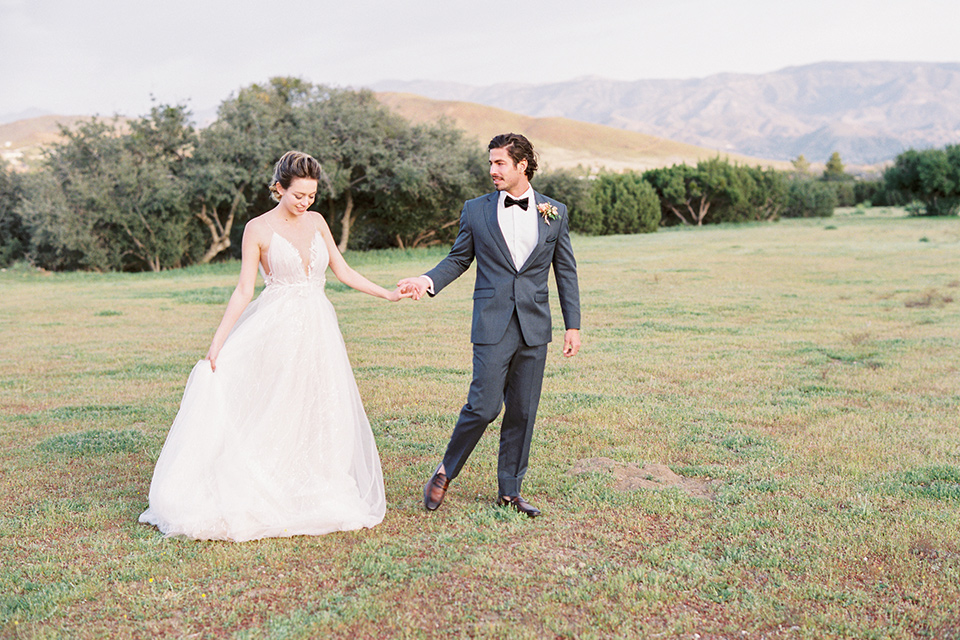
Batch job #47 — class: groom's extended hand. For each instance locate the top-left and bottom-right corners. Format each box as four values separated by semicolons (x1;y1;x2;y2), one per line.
563;329;581;357
398;276;431;301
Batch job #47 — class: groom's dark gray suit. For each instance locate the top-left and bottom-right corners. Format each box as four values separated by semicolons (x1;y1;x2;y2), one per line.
425;189;580;497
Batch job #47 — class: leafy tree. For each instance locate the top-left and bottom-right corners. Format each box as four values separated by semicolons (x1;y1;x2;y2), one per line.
122;104;200;269
302;89;417;251
708;163;786;223
19;106;196;271
870;178;907;207
645;159;773;226
17;169;92;270
0;162;27;266
645;159;794;226
591;171;660;234
13;78;495;270
792;154;811;176
754;167;789;220
363;120;487;249
823;151;848;182
883;146;960;216
643;163;714;226
19;118;121;270
832;181;856;207
198;80;482;253
188;77;321;262
853;180;882;206
303;88;493;251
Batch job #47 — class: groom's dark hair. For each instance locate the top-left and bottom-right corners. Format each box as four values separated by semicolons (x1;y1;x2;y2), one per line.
489;133;538;180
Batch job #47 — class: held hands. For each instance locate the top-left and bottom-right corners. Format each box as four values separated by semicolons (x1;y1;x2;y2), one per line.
386;285;415;302
397;276;430;301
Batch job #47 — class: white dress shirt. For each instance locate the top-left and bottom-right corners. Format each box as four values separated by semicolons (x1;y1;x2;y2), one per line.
498;186;539;271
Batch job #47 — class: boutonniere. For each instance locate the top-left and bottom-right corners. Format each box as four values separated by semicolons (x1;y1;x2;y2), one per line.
537;202;559;225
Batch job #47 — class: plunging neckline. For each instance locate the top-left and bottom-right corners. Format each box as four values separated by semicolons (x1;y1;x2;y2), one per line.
267;230;322;277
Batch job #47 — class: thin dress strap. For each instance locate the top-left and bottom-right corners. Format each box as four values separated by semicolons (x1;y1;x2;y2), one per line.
261;218;278;280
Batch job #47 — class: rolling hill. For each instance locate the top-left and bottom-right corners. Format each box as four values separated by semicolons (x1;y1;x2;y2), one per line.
375;92;791;172
2;100;789;174
0;115;115;169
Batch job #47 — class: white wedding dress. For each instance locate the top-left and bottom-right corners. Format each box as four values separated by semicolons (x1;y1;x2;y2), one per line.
139;229;386;541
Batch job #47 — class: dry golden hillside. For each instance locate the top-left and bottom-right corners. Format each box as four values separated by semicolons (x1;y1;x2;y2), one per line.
2;99;791;174
375;92;792;172
0;115;127;170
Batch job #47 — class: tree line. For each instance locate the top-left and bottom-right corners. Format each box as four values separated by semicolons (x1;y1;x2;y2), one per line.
1;78;486;272
0;77;956;272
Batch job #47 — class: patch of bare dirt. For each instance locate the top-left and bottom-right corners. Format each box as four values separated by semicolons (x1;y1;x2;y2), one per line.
904;288;954;308
568;457;718;499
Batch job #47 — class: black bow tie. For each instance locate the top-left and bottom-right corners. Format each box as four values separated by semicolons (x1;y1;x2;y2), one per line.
504;196;529;210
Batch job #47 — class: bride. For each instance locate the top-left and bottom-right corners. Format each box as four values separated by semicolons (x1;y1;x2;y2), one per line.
139;151;409;541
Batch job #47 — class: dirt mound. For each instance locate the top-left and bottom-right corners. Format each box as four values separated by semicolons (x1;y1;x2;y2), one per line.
569;457;717;499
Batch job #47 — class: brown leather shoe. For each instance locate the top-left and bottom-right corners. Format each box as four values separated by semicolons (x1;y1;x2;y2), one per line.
423;467;450;511
497;495;541;518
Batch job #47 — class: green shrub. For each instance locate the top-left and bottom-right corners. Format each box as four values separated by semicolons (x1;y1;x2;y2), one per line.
591;172;661;234
782;179;838;218
535;169;600;235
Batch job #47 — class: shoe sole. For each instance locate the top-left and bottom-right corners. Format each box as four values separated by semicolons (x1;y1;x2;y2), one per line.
496;499;540;518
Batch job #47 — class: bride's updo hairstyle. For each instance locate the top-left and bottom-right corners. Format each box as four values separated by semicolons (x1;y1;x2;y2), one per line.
269;151;323;202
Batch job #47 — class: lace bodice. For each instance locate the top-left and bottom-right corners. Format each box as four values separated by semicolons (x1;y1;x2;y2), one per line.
260;230;328;288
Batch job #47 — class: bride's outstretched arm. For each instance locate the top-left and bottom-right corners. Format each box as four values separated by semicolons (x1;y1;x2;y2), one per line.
318;218;411;302
206;224;264;370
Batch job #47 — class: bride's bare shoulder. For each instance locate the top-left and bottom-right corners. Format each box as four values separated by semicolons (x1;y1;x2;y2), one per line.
309;211;333;235
308;211;329;228
243;212;276;244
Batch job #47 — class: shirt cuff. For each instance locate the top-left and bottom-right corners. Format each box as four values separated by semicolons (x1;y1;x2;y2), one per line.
421;275;435;295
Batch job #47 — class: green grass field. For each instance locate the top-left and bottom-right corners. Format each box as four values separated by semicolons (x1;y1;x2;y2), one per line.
2;208;959;639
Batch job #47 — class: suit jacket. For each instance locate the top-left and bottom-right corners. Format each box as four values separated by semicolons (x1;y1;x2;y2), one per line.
426;190;580;346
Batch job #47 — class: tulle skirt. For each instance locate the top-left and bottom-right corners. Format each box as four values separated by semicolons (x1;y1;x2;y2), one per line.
139;283;385;541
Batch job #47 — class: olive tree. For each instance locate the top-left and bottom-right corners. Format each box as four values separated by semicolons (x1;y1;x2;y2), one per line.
19;106;196;271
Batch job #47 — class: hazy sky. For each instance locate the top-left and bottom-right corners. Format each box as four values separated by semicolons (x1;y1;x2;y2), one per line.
2;0;958;120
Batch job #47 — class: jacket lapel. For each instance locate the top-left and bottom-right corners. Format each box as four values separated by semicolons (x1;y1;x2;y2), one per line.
483;192;516;269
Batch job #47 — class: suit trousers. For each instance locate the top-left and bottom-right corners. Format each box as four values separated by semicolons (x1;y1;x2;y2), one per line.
441;311;549;497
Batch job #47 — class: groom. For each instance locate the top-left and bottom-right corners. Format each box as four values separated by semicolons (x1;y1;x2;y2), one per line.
399;133;581;517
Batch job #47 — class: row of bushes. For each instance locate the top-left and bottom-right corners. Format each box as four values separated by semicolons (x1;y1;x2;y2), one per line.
530;144;959;237
537;161;841;239
0;152;860;271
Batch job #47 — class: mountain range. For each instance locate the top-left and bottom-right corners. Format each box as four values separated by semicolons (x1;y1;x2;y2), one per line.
373;62;960;166
375;92;791;173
